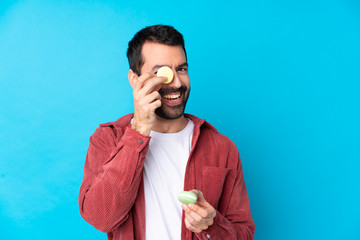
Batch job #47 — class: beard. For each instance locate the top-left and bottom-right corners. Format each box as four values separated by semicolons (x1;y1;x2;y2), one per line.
155;86;190;120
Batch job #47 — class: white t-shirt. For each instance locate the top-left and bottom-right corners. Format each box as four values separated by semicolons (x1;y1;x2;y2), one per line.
143;119;194;240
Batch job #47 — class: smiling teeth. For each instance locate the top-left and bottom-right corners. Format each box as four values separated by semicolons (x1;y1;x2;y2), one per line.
162;93;181;99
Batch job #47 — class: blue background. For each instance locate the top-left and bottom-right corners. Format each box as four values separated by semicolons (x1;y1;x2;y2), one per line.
1;0;359;239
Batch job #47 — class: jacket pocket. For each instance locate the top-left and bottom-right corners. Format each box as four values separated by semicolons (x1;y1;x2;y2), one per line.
202;166;232;209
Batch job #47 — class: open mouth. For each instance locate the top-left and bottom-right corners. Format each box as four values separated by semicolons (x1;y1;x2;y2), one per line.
159;86;187;106
161;92;181;100
160;92;183;106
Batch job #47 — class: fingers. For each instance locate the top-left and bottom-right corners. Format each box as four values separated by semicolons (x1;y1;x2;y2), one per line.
184;215;207;233
182;191;217;233
133;73;152;91
133;77;163;116
186;203;213;219
183;203;215;221
139;90;161;105
134;73;166;93
138;91;162;114
188;190;211;209
189;190;205;202
183;205;214;233
131;73;166;135
183;204;216;232
133;75;166;104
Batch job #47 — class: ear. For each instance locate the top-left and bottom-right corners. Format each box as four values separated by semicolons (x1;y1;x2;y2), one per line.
128;69;138;89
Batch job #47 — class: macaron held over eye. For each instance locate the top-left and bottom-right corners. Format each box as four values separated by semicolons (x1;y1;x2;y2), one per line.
178;191;198;204
157;66;174;84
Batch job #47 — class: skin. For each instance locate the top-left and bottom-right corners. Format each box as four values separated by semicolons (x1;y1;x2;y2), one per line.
127;42;216;232
128;42;190;135
182;190;217;233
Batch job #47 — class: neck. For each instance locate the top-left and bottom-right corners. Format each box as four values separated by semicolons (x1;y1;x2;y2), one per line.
152;115;188;133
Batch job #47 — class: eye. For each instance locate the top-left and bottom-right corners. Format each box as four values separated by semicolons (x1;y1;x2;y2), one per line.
177;67;188;73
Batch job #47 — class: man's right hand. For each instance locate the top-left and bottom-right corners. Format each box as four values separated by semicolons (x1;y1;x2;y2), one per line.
131;73;166;136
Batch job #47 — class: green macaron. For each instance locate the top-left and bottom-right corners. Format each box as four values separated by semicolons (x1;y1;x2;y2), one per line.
178;191;198;204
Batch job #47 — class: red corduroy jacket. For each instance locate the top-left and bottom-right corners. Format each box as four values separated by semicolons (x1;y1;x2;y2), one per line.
79;113;255;239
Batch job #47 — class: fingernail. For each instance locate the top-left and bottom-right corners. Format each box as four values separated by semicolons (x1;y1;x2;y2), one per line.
182;204;188;210
188;204;194;209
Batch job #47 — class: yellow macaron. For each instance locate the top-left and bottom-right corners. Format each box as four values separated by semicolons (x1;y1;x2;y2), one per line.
157;66;174;84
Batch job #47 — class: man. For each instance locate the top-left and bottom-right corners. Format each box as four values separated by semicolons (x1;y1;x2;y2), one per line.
79;24;255;240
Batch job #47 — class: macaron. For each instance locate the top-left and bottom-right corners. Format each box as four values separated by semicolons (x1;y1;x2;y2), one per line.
178;191;198;204
156;66;174;84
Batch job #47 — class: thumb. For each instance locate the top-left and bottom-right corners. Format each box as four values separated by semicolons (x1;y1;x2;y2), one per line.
189;189;207;205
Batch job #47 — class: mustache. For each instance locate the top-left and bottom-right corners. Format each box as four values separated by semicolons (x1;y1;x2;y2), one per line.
159;85;187;95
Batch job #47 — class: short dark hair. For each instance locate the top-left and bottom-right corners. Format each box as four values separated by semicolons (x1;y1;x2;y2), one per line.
127;24;186;76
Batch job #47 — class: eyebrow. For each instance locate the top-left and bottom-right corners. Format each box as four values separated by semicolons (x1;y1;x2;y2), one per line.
151;62;188;72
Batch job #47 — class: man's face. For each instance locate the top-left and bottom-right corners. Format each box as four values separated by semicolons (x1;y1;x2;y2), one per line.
140;42;190;120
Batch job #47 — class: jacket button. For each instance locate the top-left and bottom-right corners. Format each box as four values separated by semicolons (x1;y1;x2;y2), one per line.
138;140;143;145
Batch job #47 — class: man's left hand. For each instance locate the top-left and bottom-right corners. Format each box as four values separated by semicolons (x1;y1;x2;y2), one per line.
182;190;216;233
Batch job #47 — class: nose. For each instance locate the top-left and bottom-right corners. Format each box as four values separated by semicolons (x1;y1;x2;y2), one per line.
166;69;181;88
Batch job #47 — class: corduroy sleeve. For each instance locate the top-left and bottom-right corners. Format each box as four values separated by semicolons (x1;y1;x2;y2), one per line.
78;126;150;233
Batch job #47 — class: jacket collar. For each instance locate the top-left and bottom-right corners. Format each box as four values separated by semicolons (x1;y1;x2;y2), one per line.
100;113;217;133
